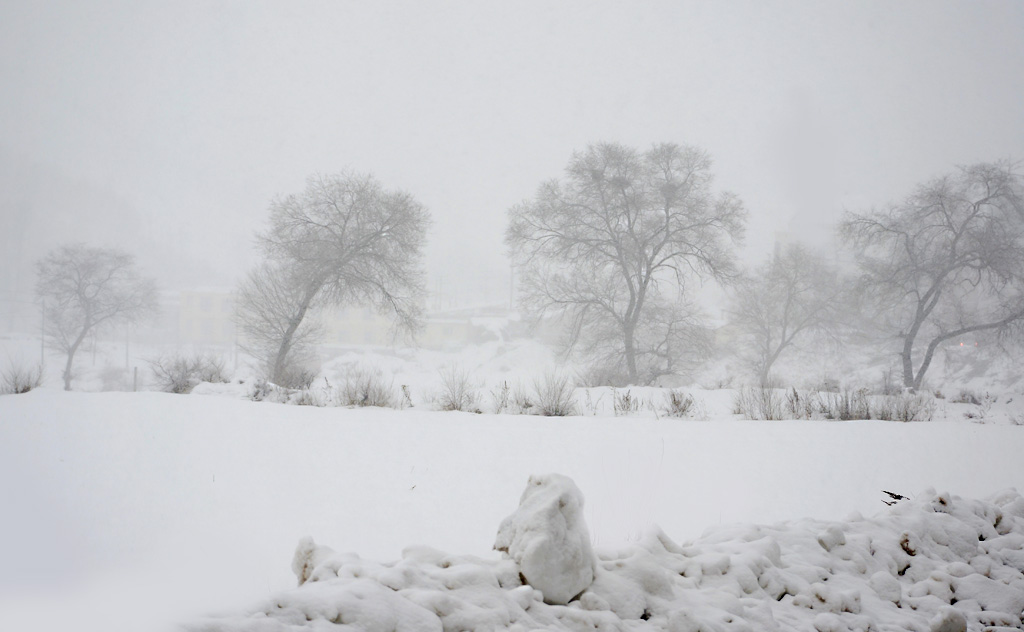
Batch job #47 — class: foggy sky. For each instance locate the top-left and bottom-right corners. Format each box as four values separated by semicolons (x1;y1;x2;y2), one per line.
2;1;1023;308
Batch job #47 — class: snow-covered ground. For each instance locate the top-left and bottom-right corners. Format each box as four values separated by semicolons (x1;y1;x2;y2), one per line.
2;384;1023;631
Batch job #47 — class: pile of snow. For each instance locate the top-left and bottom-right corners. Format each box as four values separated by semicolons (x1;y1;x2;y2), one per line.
494;474;595;605
190;475;1024;632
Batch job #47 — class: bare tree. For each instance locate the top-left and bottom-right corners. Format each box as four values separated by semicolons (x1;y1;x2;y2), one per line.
238;172;429;385
842;161;1024;390
729;243;842;385
507;142;745;385
36;244;157;390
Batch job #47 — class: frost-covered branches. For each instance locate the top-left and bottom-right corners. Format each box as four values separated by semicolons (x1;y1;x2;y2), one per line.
730;243;843;385
507;142;744;385
36;244;157;390
237;172;430;386
842;160;1024;389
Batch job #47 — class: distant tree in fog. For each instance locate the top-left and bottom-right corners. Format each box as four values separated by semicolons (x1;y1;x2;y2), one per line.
729;243;842;386
236;172;429;386
842;160;1024;390
507;142;745;385
36;244;157;390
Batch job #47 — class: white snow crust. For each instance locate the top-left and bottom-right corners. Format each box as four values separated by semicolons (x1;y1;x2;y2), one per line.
189;478;1024;632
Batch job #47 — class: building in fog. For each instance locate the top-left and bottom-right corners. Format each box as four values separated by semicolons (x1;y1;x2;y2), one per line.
177;288;237;346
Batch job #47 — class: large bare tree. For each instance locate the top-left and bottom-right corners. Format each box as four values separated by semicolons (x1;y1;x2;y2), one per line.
729;243;843;385
236;172;430;385
507;142;745;385
36;244;157;390
842;161;1024;390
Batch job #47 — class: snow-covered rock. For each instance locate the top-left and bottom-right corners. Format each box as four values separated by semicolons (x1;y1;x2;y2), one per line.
291;536;337;586
493;473;596;605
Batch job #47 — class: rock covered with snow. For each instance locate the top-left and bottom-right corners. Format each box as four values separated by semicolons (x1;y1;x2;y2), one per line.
493;473;596;605
189;478;1024;632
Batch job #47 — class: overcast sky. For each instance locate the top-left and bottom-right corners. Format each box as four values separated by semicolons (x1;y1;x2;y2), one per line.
2;0;1023;308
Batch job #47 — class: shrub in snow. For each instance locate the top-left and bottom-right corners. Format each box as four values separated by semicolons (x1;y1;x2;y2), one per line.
437;364;479;412
531;371;577;416
494;474;595;605
0;361;42;395
340;367;396;408
733;385;783;420
882;390;936;422
613;388;642;416
400;384;413;408
663;389;694;418
148;353;229;394
510;382;535;414
489;380;512;414
278;365;318;390
247;378;289;403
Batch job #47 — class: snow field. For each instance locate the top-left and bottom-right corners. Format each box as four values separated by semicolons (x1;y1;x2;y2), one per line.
2;389;1023;631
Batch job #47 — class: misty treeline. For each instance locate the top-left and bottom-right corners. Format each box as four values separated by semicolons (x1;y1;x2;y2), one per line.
32;142;1024;392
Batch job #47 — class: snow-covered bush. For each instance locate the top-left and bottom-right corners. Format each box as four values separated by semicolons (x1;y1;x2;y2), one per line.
339;367;396;408
149;353;229;394
247;378;289;403
0;361;42;395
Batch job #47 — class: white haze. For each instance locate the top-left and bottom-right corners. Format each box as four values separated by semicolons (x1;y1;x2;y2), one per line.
1;0;1023;308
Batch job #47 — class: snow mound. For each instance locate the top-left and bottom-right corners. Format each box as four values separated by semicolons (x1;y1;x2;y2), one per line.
494;473;596;605
189;479;1024;632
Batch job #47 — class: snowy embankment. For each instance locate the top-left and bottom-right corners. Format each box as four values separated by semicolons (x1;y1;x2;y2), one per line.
194;475;1024;632
1;390;1022;632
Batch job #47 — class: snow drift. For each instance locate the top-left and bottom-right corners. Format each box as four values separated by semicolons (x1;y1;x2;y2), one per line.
189;476;1024;632
494;473;596;605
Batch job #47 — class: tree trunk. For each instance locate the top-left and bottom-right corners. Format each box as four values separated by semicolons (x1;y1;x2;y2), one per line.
760;343;787;387
900;337;916;390
63;327;90;391
913;340;941;391
271;285;319;386
623;323;638;385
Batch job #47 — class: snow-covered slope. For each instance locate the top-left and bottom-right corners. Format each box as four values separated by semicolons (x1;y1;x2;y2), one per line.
1;390;1022;632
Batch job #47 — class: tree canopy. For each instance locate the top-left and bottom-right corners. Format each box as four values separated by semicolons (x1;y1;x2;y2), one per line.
507;142;745;385
36;243;156;390
843;161;1024;390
